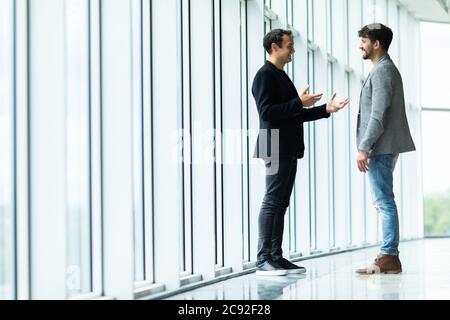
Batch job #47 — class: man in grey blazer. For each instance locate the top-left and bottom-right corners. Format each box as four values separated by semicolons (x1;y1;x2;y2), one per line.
355;23;416;275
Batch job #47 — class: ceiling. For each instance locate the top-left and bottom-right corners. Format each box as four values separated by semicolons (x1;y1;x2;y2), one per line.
398;0;450;23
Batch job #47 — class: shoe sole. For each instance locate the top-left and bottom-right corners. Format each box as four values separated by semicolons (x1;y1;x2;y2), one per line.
383;270;402;274
255;270;288;276
356;269;402;275
287;269;306;274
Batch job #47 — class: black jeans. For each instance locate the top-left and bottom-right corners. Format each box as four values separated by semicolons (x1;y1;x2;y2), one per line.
257;157;297;266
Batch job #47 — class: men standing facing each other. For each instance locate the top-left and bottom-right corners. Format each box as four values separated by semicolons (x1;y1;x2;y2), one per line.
355;23;416;275
252;29;349;276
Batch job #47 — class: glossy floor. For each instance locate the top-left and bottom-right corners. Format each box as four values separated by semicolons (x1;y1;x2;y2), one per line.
166;239;450;300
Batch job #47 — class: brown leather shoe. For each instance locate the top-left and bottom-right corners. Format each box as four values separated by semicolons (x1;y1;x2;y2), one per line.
356;254;402;275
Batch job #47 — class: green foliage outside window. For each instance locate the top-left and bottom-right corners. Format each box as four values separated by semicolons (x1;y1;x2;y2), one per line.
424;189;450;236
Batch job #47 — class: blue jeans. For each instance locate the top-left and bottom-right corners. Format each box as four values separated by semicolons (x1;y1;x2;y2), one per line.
367;154;400;256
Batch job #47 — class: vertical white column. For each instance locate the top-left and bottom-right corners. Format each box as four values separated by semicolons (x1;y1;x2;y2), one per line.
246;0;266;263
190;0;216;280
240;0;250;263
28;0;67;299
401;14;422;240
387;0;399;62
396;5;408;243
374;0;388;24
130;0;145;283
270;0;291;261
413;16;424;239
142;0;155;284
331;0;350;250
15;0;30;300
270;0;287;29
347;0;365;246
222;0;244;272
213;0;224;269
293;0;312;256
89;0;103;295
313;0;330;252
101;0;134;299
152;0;181;290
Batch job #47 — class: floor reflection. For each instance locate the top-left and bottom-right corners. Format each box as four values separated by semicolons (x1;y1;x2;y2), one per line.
165;239;450;300
254;274;307;300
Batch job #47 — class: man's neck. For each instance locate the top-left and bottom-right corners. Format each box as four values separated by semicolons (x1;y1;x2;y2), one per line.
371;52;387;65
268;57;285;71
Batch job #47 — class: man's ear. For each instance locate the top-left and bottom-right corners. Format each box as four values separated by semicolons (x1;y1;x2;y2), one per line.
374;40;381;49
271;42;279;53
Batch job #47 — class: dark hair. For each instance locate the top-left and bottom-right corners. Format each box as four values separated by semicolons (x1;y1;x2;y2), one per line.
263;29;293;54
358;23;393;51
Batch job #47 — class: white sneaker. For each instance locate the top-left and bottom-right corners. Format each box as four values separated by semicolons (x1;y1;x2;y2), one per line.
255;261;288;276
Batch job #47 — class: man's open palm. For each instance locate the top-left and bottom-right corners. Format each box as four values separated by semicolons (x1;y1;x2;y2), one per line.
300;85;323;107
326;93;350;113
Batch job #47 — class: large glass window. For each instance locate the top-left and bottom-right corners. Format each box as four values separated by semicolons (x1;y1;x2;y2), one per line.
65;0;92;297
421;23;450;111
421;22;450;237
0;0;15;300
422;112;450;236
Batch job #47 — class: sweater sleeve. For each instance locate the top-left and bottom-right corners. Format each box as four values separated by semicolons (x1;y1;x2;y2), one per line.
302;104;331;122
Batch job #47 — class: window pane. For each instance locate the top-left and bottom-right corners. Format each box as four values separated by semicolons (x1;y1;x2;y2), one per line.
65;0;92;297
422;111;450;236
0;0;15;300
421;22;450;236
421;22;450;110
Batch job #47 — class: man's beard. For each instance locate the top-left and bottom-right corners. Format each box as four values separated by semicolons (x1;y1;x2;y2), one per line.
362;49;372;60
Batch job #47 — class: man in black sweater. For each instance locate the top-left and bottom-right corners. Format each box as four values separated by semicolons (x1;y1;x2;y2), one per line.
253;29;349;276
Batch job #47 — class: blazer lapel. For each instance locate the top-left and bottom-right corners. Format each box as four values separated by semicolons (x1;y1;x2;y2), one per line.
361;71;372;90
359;71;373;114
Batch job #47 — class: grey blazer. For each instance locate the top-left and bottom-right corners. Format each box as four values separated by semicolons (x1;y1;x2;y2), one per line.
357;54;416;157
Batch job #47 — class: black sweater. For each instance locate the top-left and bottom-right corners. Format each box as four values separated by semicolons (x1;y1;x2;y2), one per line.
252;60;330;160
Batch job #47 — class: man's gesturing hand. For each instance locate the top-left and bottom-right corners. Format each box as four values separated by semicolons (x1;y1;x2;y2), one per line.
326;93;350;113
300;85;323;107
